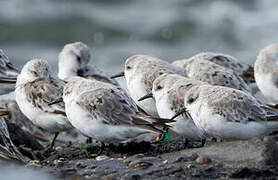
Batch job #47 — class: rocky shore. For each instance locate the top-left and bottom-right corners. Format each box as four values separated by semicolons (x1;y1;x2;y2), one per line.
15;134;278;179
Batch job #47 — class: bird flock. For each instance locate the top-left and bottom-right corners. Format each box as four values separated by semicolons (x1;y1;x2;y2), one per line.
0;42;278;160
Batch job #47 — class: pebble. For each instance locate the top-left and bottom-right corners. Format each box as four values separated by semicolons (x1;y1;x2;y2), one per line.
29;160;40;164
188;153;198;160
90;153;98;158
129;161;153;169
163;160;169;164
123;159;131;164
196;156;211;164
96;155;109;161
187;164;194;169
55;146;63;151
85;165;97;169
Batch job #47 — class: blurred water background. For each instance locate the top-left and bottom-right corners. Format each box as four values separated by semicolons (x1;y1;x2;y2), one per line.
0;1;277;178
0;0;278;75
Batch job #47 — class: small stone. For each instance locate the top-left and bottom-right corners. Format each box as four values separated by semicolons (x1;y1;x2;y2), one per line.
188;153;198;160
123;159;131;164
196;156;211;164
101;176;115;180
53;159;62;164
90;153;98;158
187;164;194;168
85;164;97;169
129;161;152;169
174;155;191;163
29;160;40;164
59;157;65;161
215;163;222;168
55;146;63;151
85;174;98;179
163;160;169;164
96;155;109;161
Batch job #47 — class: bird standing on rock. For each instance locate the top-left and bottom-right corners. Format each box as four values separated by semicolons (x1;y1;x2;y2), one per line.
111;54;187;117
138;73;206;143
173;52;255;84
62;77;174;152
172;58;251;93
58;42;119;86
172;84;278;140
255;44;278;105
15;59;73;151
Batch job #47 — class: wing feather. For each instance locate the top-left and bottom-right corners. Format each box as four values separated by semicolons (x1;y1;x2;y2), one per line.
203;86;266;123
23;77;66;116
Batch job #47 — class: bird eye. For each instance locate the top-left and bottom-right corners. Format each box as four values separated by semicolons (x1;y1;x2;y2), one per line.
157;85;163;90
31;71;38;76
77;56;81;63
187;97;195;104
127;66;132;70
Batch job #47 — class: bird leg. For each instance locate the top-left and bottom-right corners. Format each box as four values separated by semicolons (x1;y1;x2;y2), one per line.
44;132;59;152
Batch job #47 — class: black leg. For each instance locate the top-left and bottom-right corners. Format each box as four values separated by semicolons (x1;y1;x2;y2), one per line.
97;142;105;155
47;132;59;151
184;138;189;147
201;138;206;147
86;137;92;144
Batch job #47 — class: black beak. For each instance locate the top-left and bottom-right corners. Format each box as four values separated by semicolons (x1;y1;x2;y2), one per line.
138;93;153;101
0;108;9;116
110;71;124;79
170;108;188;120
48;98;63;105
0;75;17;84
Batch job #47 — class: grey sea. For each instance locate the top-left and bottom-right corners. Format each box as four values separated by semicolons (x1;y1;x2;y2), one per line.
1;0;278;75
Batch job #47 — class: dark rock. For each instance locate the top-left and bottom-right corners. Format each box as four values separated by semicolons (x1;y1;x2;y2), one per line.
7;122;43;151
262;135;278;165
161;135;278;167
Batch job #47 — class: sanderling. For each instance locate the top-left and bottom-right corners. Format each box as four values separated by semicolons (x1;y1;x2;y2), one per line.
62;77;174;146
58;42;119;86
172;84;278;140
0;96;49;142
111;54;186;116
172;58;251;93
138;73;206;142
173;51;255;84
0;49;19;95
15;59;73;150
255;44;278;104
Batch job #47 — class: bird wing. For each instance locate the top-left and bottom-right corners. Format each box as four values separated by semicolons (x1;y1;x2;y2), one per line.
78;65;119;86
204;86;267;123
76;87;139;126
23;77;66;116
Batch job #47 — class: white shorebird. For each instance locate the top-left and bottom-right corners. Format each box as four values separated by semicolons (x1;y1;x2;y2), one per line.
172;58;251;93
172;84;278;140
63;77;174;147
15;59;73;150
138;73;206;142
0;97;49;142
0;49;19;95
58;42;118;86
255;44;278;104
173;52;255;84
111;54;186;116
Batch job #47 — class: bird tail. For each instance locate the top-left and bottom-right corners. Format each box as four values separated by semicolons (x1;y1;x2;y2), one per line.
241;65;255;83
132;114;175;133
264;115;278;133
